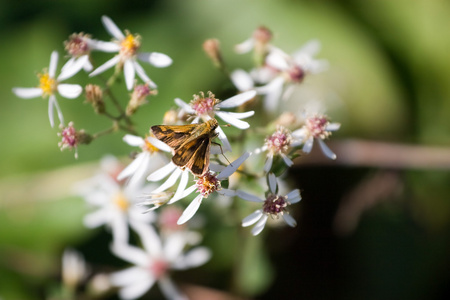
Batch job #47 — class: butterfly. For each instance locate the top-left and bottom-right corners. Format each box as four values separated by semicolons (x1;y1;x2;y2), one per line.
151;118;219;176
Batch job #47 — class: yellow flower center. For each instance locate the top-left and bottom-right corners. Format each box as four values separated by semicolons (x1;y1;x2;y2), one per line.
120;33;140;58
143;136;159;153
39;72;56;96
113;192;129;211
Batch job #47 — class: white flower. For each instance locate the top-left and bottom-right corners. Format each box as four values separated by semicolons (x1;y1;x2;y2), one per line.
256;40;328;112
62;248;88;291
292;114;340;160
12;51;82;127
237;173;301;236
174;152;250;225
60;32;118;80
89;15;172;90
117;134;172;189
78;169;156;246
175;90;256;151
234;26;274;55
110;221;211;300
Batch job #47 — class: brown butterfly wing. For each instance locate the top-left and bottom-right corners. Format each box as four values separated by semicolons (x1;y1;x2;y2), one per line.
151;124;199;150
172;135;211;176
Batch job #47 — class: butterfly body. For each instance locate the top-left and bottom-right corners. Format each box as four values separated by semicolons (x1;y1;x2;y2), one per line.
151;118;219;176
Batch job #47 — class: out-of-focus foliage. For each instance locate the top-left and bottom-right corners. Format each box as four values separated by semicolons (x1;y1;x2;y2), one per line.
1;0;450;299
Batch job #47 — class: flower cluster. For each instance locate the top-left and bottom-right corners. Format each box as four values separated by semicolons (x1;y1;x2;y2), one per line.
13;18;341;300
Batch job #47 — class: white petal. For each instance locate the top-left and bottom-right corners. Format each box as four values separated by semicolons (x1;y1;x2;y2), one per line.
242;210;263;227
133;61;157;88
174;98;194;113
266;50;289;71
110;266;150;286
217;151;250;180
282;214;297;227
234;38;254;54
268;173;277;194
317;139;336;160
129;220;162;256
158;276;188;300
209;162;225;173
169;184;197;204
12;87;42;99
216;90;256;108
215;111;250;130
111;242;149;266
260;78;284;112
171;170;189;202
230;69;254;91
286;189;302;204
263;154;273;173
147;136;173;152
326;122;341;131
117;153;145;181
147;162;177;182
83;209;108;228
111;213;129;246
91;40;120;52
251;214;268;236
293;39;321;58
281;154;294;167
57;84;82;99
179;247;211;269
177;195;203;225
49;51;59;78
122;134;145;147
220;111;254;120
89;56;120;77
123;59;135;91
52;96;64;126
152;167;182;193
58;55;89;81
119;278;154;300
302;137;314;154
101;15;125;40
48;96;56;127
216;126;232;152
138;52;172;68
217;188;236;197
236;190;263;203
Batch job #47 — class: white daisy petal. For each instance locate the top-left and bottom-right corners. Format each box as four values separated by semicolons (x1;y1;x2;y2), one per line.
110;266;150;286
263;154;273;173
117;152;145;181
268;173;277;194
147;136;172;152
179;247;211;269
177;194;203;225
174;98;195;114
123;134;144;147
237;190;263;203
48;96;56;127
52;96;64;126
58;55;89;81
158;276;188;300
293;39;321;58
169;184;196;204
89;56;120;77
133;61;157;88
171;169;189;202
302;137;314;154
217;151;250;180
216;126;232;152
286;189;302;203
215;111;250;129
221;111;255;120
123;59;136;91
326;122;341;131
251;214;268;236
281;154;294;167
118;277;154;300
147;162;177;181
282;214;297;227
101;15;125;40
152;167;182;193
49;51;59;78
12;87;43;99
266;50;289;71
57;84;82;99
138;52;172;68
234;38;255;54
317;139;336;160
216;90;256;108
242;210;263;227
217;188;236;197
83;209;108;228
91;40;120;52
230;69;254;91
129;221;162;256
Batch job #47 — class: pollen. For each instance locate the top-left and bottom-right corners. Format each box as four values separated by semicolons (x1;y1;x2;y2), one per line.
265;126;292;155
191;91;219;117
38;72;56;96
263;194;288;217
120;33;141;59
195;172;221;198
113;192;129;211
305;115;331;139
142;135;159;153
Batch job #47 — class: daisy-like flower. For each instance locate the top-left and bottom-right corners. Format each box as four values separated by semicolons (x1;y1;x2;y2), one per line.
110;221;211;300
173;152;250;225
292;113;340;160
89;15;172;90
78;170;156;246
12;51;82;127
117;133;172;189
237;173;301;236
61;32;118;80
234;26;273;57
257;40;328;112
174;90;256;151
255;125;301;172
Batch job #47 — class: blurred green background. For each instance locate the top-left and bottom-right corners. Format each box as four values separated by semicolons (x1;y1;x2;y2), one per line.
1;0;450;299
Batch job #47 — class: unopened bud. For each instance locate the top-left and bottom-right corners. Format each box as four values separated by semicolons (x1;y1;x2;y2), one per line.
85;84;105;114
126;83;157;116
203;39;224;68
